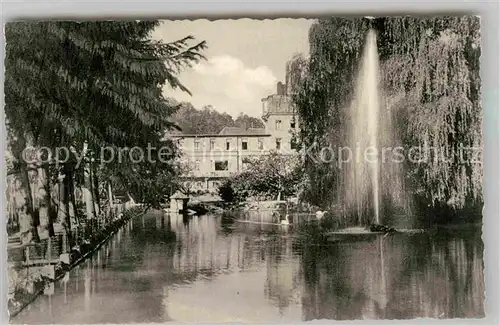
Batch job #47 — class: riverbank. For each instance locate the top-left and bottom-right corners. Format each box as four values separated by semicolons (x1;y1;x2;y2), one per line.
11;213;485;322
8;206;148;318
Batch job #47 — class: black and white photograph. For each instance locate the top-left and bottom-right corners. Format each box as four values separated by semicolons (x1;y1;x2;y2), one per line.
5;16;484;323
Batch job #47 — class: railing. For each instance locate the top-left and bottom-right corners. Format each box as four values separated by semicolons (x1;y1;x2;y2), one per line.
24;235;65;266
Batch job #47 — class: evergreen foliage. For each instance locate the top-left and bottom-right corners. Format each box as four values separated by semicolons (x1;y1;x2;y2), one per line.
5;20;206;241
172;102;265;134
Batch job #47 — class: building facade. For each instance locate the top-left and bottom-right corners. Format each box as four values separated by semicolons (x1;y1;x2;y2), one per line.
172;82;299;193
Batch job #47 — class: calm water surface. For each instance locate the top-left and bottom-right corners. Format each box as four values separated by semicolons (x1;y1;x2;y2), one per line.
13;211;484;323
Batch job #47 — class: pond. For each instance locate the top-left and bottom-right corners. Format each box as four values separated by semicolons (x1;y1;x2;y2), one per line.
12;211;484;323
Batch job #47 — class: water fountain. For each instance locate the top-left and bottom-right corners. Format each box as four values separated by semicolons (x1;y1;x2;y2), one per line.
341;28;408;228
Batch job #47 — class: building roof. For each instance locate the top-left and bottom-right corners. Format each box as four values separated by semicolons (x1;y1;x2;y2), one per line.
218;127;245;135
246;127;268;135
218;126;267;136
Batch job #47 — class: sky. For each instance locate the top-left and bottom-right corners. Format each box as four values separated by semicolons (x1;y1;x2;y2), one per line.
152;19;315;118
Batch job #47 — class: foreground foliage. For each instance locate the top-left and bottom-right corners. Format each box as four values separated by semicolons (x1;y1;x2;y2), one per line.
5;21;206;242
295;16;482;224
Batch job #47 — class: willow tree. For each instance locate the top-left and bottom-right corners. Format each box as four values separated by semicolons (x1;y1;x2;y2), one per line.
285;53;308;96
295;16;481;223
294;18;372;207
380;17;481;214
5;20;206;242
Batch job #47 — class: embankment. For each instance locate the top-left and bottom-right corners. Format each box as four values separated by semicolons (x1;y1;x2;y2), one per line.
8;206;147;318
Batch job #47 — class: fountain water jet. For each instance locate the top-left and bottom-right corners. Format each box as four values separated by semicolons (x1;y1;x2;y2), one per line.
341;29;408;227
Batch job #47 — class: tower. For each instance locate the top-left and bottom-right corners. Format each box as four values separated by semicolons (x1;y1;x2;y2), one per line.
261;82;298;153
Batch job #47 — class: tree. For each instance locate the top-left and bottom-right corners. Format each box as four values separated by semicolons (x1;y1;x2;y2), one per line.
380;17;481;218
294;16;481;224
170;157;197;196
227;152;302;201
234;113;265;130
217;179;247;205
5;21;207;242
285;53;308;96
173;102;265;134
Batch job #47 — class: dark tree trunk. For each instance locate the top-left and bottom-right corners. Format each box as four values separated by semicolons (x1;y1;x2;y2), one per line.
67;167;79;227
83;162;96;220
57;167;74;251
19;160;40;243
62;166;74;248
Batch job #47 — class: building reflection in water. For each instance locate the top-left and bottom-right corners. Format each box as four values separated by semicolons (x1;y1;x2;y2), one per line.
264;237;302;315
12;213;484;323
164;213;303;322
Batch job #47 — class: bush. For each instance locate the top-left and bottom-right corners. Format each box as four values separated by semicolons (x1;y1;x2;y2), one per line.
218;179;248;205
218;180;236;203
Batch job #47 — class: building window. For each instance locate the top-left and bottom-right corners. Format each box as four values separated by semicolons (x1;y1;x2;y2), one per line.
195;160;200;171
226;139;231;150
210;139;215;150
242;139;248;150
276;138;282;150
242;157;251;170
291;138;299;150
258;138;264;150
290;120;296;129
194;140;200;151
215;161;228;171
275;120;282;130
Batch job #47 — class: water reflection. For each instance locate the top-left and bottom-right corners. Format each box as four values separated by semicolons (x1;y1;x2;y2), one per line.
299;228;484;320
13;213;484;323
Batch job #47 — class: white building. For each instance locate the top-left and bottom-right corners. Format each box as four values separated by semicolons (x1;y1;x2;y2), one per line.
172;82;299;193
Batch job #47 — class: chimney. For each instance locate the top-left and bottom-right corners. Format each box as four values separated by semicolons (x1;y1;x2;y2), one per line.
276;82;285;96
